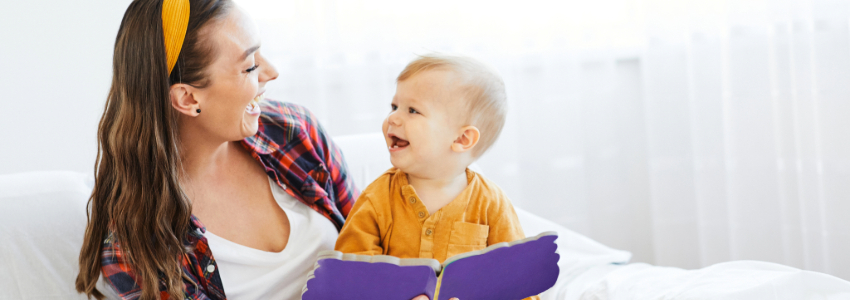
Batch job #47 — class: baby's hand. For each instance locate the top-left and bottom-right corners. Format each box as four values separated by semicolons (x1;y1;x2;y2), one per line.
410;296;459;300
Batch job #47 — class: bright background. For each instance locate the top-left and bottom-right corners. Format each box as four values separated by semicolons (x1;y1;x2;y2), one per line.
1;0;848;280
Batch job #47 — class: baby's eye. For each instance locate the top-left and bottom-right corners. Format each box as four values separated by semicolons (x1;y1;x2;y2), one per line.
409;107;418;114
246;64;260;73
391;104;398;111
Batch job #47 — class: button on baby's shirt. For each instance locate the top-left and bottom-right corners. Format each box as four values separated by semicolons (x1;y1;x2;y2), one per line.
425;229;433;236
418;211;426;218
409;197;416;204
207;264;216;273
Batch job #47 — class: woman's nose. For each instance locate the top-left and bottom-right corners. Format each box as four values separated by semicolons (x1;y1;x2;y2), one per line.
258;53;279;83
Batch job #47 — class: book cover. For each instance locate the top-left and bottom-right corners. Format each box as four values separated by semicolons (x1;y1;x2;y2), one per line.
302;231;560;300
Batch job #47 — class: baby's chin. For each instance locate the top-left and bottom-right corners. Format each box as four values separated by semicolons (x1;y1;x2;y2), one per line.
391;160;443;179
389;157;418;175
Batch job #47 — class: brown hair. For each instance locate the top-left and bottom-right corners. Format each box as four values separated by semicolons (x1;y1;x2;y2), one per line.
76;0;231;299
397;54;507;157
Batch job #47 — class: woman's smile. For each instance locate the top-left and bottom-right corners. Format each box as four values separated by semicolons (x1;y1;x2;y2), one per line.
245;93;264;115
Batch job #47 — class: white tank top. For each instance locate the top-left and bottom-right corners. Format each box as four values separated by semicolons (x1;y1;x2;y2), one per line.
205;177;339;300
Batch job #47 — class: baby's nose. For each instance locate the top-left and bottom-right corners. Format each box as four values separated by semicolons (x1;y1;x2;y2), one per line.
387;112;402;125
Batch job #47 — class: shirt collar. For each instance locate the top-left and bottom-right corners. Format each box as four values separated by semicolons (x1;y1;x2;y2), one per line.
397;168;477;206
242;118;281;155
189;215;206;233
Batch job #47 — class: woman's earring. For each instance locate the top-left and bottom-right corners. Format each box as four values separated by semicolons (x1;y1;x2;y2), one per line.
196;108;201;114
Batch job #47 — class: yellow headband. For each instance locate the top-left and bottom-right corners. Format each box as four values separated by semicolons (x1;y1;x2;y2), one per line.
162;0;190;75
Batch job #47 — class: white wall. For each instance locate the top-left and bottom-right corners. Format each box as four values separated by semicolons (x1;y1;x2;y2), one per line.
0;0;129;175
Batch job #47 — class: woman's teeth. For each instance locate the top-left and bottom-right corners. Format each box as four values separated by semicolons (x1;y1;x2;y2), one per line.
246;94;265;112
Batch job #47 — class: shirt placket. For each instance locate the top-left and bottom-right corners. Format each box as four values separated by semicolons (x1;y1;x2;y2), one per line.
402;187;439;259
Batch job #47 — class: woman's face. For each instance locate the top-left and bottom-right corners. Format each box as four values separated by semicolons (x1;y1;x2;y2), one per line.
189;5;278;141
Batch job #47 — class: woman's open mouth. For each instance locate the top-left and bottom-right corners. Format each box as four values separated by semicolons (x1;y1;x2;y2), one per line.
389;134;409;151
246;93;264;115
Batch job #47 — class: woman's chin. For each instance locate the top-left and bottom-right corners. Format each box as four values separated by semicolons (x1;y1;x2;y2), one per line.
240;117;260;138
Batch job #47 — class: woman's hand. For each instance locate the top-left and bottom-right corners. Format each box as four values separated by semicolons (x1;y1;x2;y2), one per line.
410;296;459;300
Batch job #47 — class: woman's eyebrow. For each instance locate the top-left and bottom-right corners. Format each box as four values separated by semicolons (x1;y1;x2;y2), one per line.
241;45;260;61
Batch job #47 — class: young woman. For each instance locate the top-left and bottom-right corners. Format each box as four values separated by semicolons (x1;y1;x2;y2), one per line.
73;0;451;299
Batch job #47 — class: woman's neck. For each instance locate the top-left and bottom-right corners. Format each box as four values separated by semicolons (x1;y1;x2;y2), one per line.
179;123;241;188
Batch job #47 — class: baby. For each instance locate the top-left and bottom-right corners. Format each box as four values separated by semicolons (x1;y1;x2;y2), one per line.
335;54;528;265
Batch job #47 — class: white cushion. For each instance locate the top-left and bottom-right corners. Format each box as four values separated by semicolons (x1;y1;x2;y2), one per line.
0;171;116;299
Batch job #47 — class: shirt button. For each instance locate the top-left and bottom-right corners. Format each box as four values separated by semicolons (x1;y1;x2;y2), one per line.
207;264;216;273
418;211;426;218
409;197;416;204
425;229;433;236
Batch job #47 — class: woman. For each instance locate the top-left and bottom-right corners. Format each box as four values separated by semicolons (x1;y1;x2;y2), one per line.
75;0;446;299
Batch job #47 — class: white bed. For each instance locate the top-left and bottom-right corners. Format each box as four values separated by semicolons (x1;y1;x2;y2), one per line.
0;133;848;299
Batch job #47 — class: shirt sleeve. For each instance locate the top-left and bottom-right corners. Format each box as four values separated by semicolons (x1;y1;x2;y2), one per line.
485;193;526;246
101;233;146;300
334;195;384;255
101;233;209;300
303;107;359;218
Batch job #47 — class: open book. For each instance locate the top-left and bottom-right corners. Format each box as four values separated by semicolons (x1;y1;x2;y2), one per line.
302;232;559;300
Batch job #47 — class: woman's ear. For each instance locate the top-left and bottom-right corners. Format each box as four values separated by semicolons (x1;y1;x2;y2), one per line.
451;126;480;153
169;83;200;117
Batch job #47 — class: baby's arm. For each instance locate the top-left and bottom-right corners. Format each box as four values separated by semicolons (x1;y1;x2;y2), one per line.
334;194;384;255
485;193;526;246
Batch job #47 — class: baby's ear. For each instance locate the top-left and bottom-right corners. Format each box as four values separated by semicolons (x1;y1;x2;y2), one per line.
451;126;480;153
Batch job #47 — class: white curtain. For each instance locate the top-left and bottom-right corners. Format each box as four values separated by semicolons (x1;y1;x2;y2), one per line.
238;0;850;280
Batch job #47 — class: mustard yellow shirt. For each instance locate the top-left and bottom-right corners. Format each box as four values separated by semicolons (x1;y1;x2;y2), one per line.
335;167;527;262
336;168;540;299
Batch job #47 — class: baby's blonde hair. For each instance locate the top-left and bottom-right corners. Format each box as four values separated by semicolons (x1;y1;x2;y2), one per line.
397;54;507;158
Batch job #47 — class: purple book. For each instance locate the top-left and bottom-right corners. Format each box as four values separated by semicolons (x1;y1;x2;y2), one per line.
302;232;559;300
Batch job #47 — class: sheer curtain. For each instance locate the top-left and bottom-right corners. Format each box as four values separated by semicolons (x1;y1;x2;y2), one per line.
239;0;850;280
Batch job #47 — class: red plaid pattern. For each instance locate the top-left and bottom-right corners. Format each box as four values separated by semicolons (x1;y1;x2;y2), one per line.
101;101;359;299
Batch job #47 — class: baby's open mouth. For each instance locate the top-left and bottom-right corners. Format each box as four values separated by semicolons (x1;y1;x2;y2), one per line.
390;135;409;149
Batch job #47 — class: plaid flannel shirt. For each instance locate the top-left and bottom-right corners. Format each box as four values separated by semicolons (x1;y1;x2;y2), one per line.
100;101;359;299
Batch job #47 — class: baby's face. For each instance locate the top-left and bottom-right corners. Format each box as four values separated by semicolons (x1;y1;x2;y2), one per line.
382;70;466;177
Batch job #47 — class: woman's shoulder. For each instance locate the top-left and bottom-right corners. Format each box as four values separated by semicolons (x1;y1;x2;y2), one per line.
259;100;317;129
255;100;325;144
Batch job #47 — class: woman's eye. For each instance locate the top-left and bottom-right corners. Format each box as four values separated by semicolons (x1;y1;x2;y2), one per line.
391;104;398;111
246;64;260;73
408;107;418;114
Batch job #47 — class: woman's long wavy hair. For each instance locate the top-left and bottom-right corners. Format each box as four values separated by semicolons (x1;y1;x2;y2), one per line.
76;0;230;299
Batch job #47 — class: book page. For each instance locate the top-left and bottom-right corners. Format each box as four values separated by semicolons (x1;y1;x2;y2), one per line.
302;250;441;300
436;232;560;300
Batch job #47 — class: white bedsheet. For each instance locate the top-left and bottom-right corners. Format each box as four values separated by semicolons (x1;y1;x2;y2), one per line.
552;261;850;300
